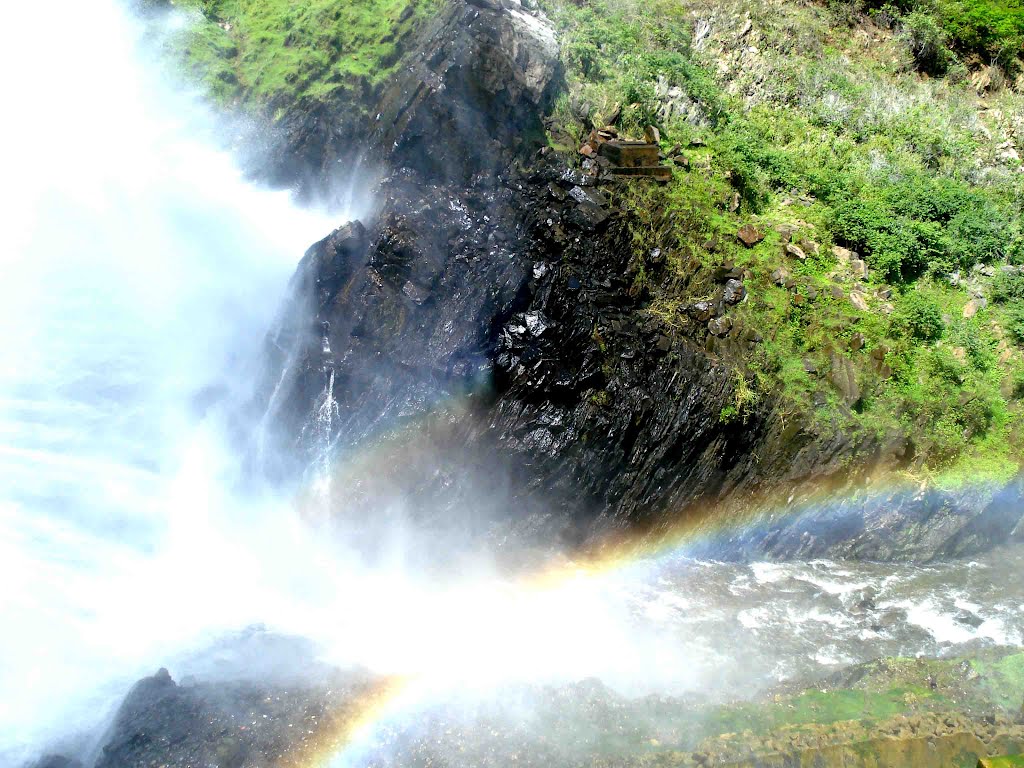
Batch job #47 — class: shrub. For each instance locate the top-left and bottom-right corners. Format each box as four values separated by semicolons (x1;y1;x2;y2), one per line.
892;292;945;340
926;346;967;384
990;270;1024;303
902;10;954;74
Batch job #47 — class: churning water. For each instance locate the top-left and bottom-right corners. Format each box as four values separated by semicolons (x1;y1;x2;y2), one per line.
1;2;1022;767
0;0;337;760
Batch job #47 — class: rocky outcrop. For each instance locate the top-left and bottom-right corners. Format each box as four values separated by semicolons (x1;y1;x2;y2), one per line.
39;648;1024;768
243;0;1024;562
250;0;559;199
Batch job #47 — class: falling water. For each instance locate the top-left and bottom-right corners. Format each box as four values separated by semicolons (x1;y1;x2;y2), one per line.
0;0;338;761
3;3;1024;768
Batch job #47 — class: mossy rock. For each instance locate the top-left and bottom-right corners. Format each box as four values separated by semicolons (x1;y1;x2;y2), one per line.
980;756;1024;768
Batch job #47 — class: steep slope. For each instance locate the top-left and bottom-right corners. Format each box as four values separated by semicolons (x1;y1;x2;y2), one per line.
152;0;1024;559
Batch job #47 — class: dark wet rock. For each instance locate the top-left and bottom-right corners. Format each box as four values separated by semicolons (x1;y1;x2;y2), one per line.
28;757;83;768
568;185;609;207
954;609;985;628
244;0;1024;562
690;300;718;322
723;278;746;304
244;0;560;199
567;201;610;230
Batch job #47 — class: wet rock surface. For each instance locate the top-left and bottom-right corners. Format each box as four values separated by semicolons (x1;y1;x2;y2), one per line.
40;643;1024;768
243;0;1024;561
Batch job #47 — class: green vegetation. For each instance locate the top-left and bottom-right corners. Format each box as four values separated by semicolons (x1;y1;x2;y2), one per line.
853;0;1024;74
164;0;438;108
983;756;1024;767
543;0;1024;482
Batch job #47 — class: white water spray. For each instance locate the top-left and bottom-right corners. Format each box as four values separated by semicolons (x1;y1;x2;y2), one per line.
3;4;1024;768
0;1;338;760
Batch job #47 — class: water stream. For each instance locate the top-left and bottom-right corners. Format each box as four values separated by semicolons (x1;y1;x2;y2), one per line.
1;2;1021;767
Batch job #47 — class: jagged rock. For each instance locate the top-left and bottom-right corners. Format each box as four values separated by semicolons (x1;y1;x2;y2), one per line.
723;279;746;304
831;353;860;405
849;332;866;352
708;316;733;336
737;224;765;247
772;267;790;286
690;300;718;322
851;292;869;311
851;259;869;280
568;185;608;207
799;239;820;256
831;285;845;300
786;243;807;261
832;245;858;262
567;201;609;230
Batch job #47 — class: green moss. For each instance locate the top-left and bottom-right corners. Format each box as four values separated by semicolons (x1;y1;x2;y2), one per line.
973;654;1024;711
983;756;1024;768
166;0;439;108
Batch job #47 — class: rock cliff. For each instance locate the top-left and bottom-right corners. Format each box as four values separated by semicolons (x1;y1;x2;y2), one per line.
244;0;1024;561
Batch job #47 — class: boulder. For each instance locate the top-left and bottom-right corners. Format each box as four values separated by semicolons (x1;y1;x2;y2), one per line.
708;316;733;336
850;292;869;311
831;245;858;262
737;224;765;247
690;300;717;322
830;353;860;405
786;243;807;261
723;279;746;304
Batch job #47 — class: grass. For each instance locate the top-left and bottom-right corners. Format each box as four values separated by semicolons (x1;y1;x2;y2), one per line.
164;0;439;109
541;0;1024;483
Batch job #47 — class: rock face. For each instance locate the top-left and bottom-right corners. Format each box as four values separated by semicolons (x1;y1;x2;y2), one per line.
255;0;559;197
44;648;1024;768
246;0;1024;561
90;668;382;768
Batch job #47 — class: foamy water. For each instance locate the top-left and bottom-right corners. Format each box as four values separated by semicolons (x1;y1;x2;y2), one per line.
2;3;1023;768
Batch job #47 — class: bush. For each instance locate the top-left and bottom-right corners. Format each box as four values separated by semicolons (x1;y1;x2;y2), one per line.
990;270;1024;303
926;346;967;384
1003;304;1024;344
902;11;954;74
892;292;945;340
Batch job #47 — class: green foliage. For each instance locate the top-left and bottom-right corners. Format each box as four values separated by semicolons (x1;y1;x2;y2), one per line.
991;270;1024;303
829;175;1011;279
937;0;1024;68
902;10;954;74
892;292;945;341
856;0;1024;72
169;0;437;107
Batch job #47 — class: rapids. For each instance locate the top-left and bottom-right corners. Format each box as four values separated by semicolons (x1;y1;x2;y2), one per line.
1;2;1022;767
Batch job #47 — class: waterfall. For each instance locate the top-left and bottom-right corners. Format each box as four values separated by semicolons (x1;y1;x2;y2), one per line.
0;0;337;760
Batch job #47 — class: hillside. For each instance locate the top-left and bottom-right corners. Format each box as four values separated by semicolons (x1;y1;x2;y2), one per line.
148;0;1024;556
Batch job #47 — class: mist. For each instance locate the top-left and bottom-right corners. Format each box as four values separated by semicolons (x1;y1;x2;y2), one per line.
4;3;1024;768
0;0;339;760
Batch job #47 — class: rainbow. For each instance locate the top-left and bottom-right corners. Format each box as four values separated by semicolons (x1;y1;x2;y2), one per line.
276;396;1018;768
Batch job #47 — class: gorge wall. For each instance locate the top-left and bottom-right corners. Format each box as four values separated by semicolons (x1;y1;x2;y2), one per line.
232;0;1024;561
